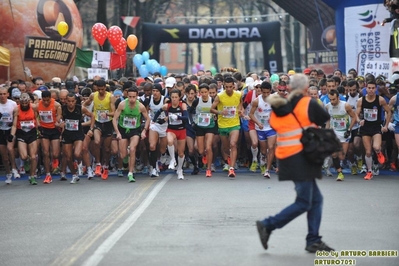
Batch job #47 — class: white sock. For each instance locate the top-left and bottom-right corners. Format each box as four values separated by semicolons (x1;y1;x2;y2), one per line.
168;145;175;161
365;155;372;172
177;156;185;170
251;147;258;162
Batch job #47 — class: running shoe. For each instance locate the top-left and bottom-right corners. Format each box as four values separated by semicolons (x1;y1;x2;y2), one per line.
29;176;37;185
228;167;236;178
372;164;379;176
359;164;367;174
101;168;109;180
206;169;212;177
117;169;124;177
389;162;397;172
52;167;60;175
70;175;80;184
357;159;363;171
264;170;271;179
150;168;159;177
24;160;30;172
211;163;216;172
87;167;94;180
223;163;229;171
128;173;135;182
78;163;84;176
5;174;12;184
377;152;385;165
12;168;20;179
260;165;266;175
191;167;200;175
177;169;184;180
336;172;344;181
168;158;176;170
160;154;169;165
52;160;58;171
249;161;258;172
142;166;149;175
43;174;52;184
95;164;102;176
202;155;207;165
19;166;25;175
351;164;358;175
364;171;373;180
59;172;67;181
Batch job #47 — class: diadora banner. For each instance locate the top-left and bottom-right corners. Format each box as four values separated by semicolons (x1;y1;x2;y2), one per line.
344;4;390;76
142;22;283;72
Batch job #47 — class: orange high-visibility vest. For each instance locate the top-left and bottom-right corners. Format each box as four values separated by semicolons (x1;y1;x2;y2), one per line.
270;96;315;159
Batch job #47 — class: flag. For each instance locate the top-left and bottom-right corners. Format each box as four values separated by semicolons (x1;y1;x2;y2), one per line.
0;46;10;66
75;48;126;70
121;16;140;28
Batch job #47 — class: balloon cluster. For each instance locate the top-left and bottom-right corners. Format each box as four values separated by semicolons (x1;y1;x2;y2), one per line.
133;52;168;77
191;62;205;74
91;23;138;55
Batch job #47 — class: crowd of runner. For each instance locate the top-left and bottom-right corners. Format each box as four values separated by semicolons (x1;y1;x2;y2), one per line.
0;66;398;185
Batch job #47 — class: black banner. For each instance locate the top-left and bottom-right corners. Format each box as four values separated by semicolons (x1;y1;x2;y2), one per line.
24;36;76;65
142;21;283;72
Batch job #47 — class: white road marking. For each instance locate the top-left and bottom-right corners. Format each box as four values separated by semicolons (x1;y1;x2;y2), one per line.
82;174;173;266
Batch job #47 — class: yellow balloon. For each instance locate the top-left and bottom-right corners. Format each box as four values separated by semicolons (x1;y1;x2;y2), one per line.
57;21;69;37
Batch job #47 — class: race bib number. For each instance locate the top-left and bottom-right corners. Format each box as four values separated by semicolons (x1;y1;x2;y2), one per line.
20;120;35;132
169;113;182;125
123;117;137;129
223;106;236;118
364;108;378;122
0;114;12;129
96;110;109;123
259;114;270;126
332;117;347;131
39;111;53;123
65;119;79;131
198;113;211;127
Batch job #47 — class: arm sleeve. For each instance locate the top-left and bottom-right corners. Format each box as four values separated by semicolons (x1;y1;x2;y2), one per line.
189;98;199;114
152;108;163;122
177;110;190;123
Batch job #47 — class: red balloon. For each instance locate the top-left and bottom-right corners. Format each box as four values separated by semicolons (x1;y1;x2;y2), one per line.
91;23;108;46
107;26;123;47
114;37;127;55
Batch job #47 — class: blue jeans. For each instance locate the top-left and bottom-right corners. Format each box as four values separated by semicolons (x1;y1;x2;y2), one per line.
261;179;323;246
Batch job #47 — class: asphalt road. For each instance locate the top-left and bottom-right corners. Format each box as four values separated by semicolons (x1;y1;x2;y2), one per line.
0;169;398;266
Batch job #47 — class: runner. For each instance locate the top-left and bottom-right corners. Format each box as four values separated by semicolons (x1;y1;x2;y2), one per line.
84;79;116;180
37;90;62;184
356;79;392;180
11;93;39;185
0;87;19;184
190;83;218;177
211;76;244;178
113;88;150;182
61;93;93;184
325;89;359;181
249;81;276;178
153;89;189;180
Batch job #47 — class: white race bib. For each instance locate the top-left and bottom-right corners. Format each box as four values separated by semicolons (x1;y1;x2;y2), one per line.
65;119;79;131
364;108;378;122
223;106;236;118
20;120;35;132
39;111;53;123
197;113;211;127
96;110;109;123
123;117;137;129
332;117;347;131
169;113;182;125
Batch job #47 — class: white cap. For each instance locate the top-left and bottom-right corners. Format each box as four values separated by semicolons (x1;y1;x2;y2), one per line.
390;73;399;83
165;77;176;88
33;90;42;99
145;76;154;83
253;80;262;88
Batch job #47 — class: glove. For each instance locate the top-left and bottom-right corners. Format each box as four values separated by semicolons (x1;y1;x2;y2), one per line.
388;122;395;132
7;134;14;142
344;130;351;139
169;114;178;121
